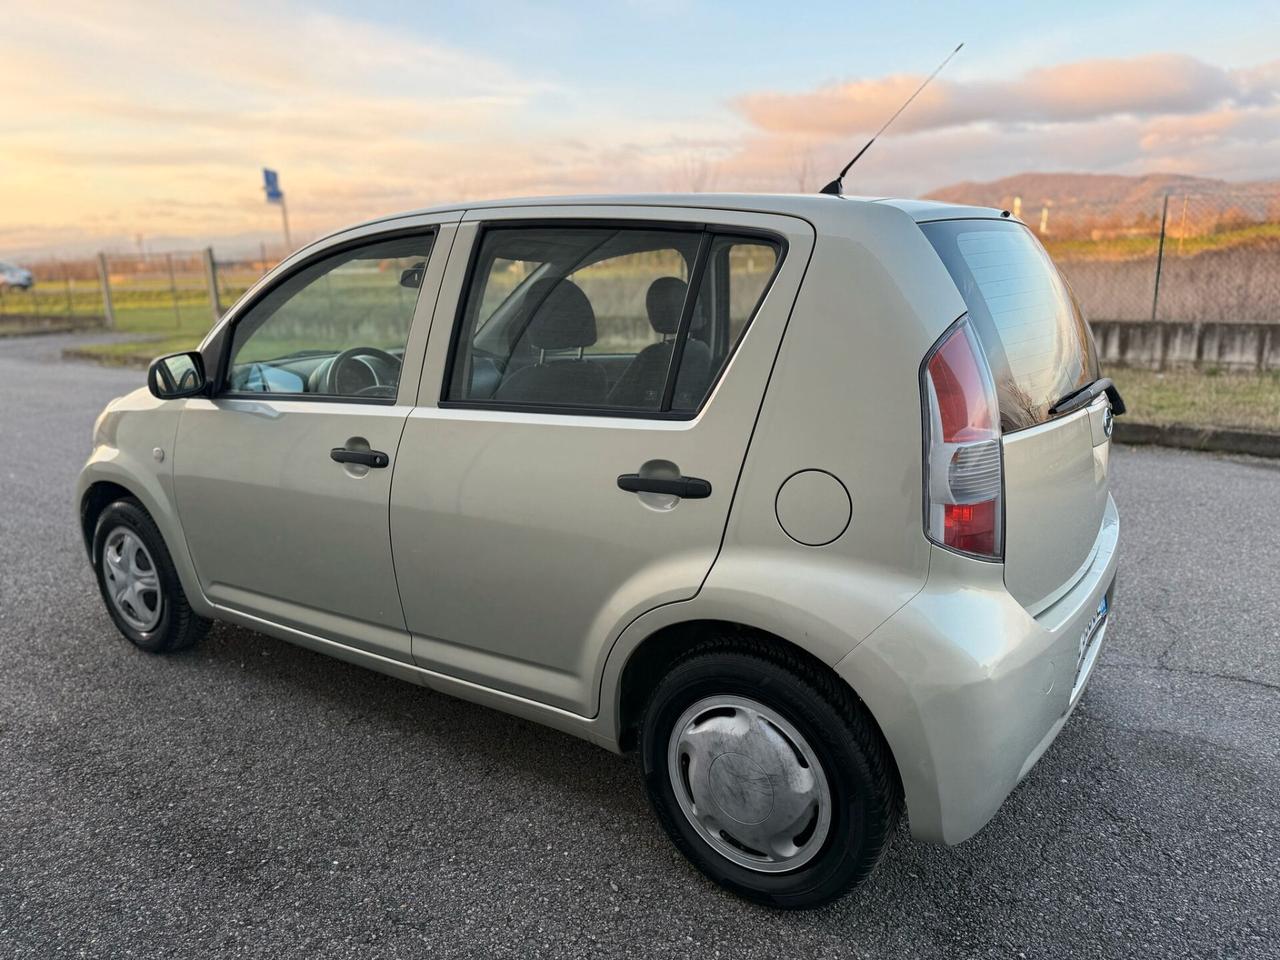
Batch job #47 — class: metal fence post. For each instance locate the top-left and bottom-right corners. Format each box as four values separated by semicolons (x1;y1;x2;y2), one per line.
96;253;116;329
166;253;181;328
1150;193;1170;370
203;247;222;323
60;259;74;318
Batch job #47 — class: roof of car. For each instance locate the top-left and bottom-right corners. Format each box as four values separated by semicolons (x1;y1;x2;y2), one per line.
869;197;1012;222
379;192;1010;225
298;193;1014;260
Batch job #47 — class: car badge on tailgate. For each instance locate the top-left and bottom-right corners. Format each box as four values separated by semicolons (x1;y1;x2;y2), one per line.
1077;595;1109;676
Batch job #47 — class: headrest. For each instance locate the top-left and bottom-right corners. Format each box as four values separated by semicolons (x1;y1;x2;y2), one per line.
522;278;597;351
645;276;689;335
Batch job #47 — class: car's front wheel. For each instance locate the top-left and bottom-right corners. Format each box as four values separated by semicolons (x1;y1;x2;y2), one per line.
92;499;210;653
640;638;900;909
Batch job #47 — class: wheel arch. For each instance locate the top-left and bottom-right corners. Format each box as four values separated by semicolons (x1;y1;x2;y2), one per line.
80;480;137;561
612;619;902;795
76;466;214;619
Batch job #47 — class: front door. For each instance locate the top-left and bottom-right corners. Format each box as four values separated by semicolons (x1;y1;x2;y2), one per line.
390;208;813;713
174;222;452;661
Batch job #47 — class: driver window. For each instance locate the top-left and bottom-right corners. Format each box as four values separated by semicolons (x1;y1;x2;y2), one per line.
226;233;434;399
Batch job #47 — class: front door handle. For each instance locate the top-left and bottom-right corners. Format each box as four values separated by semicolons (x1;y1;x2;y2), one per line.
331;447;390;468
617;474;712;499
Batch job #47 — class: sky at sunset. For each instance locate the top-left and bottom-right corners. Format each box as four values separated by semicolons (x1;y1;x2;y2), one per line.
2;0;1277;256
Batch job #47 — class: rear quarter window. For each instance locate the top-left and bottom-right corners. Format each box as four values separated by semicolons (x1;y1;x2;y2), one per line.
920;219;1098;432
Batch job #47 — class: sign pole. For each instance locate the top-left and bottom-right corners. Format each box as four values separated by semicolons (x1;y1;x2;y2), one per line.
262;167;292;254
280;195;292;251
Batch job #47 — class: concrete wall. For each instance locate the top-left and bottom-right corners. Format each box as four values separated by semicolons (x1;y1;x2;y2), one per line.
1092;320;1280;372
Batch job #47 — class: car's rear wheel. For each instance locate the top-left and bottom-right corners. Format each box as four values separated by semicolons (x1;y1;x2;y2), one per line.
92;499;210;653
640;638;899;908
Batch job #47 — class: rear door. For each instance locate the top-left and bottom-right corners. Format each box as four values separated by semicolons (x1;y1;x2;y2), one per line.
921;218;1111;613
390;206;813;715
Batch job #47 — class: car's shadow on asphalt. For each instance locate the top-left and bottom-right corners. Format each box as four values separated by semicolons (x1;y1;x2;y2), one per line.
190;617;646;805
47;597;1280;955
101;612;1261;955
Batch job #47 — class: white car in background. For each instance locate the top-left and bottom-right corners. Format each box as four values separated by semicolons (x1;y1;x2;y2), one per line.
0;260;34;290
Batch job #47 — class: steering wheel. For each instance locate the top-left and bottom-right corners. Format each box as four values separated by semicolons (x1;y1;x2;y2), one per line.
323;346;402;398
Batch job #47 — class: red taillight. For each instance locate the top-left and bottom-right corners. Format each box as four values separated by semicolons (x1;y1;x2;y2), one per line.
922;318;1003;559
943;501;998;555
927;324;996;442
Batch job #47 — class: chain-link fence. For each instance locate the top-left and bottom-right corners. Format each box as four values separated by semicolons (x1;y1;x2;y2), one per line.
1033;199;1166;323
0;247;288;346
0;257;106;327
4;194;1278;368
98;251;219;333
210;247;281;316
1147;192;1280;326
1007;191;1280;327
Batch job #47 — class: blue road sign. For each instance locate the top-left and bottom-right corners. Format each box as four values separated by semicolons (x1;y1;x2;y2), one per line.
263;168;283;203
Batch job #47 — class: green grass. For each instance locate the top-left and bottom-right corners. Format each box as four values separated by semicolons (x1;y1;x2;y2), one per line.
61;336;1280;434
1;285;216;365
1;265;263;363
62;299;216;366
1109;367;1280;432
62;334;203;366
31;247;1279;437
58;265;420;366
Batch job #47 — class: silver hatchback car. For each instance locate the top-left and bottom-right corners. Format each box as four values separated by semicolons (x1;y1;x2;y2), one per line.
78;194;1120;908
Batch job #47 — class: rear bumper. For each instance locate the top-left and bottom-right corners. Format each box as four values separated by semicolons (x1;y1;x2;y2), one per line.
835;494;1119;844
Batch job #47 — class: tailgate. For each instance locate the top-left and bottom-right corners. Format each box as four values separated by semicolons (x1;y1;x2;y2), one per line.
919;217;1112;610
1002;399;1111;609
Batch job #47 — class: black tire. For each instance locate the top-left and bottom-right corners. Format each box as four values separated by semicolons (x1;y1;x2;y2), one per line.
640;635;900;909
92;499;210;654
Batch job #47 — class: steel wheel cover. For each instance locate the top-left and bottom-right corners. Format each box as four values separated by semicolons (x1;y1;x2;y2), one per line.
667;695;832;873
102;527;163;633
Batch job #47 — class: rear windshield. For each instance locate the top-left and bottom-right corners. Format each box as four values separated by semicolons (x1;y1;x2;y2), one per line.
920;219;1098;433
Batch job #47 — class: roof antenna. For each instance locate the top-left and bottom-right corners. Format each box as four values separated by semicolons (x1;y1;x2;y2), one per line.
819;42;964;197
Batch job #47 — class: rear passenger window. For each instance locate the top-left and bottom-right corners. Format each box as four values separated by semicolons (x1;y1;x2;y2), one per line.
445;225;781;415
672;236;779;412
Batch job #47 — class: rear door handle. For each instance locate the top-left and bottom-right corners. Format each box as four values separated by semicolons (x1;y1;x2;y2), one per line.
617;474;712;499
330;447;390;468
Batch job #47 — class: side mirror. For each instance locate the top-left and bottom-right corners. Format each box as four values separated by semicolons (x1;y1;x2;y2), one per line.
400;261;426;289
147;351;207;399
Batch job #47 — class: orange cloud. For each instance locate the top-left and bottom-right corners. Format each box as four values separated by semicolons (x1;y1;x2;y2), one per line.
2;4;1276;258
735;54;1278;136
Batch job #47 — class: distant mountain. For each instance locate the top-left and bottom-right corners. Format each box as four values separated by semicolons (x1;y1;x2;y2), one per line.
926;172;1280;216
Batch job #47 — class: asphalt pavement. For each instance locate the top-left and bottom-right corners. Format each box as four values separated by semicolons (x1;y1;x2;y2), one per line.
1;334;1276;959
